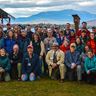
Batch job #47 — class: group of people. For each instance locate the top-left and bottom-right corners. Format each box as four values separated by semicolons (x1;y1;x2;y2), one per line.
0;21;96;84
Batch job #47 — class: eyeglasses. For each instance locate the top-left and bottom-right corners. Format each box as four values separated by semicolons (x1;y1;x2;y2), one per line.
70;46;76;48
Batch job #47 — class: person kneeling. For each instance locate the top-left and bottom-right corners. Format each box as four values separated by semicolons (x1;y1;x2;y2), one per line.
0;48;11;82
46;42;66;82
21;45;40;81
84;50;96;84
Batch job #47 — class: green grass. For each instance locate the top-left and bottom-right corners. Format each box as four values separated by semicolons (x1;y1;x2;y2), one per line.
0;78;96;96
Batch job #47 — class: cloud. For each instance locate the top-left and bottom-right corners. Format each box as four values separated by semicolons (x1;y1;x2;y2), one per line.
36;0;52;5
3;8;43;17
1;0;96;17
78;1;96;6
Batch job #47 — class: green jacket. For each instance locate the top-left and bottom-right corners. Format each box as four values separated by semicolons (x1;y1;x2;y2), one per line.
84;56;96;73
0;37;4;48
76;44;84;54
0;56;11;72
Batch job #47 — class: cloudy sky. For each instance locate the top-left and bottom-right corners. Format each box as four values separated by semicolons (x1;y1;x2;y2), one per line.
1;0;96;18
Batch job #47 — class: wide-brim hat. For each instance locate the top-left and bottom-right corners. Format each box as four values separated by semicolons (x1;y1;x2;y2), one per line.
52;42;59;47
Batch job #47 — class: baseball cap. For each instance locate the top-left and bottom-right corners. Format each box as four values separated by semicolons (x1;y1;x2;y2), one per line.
27;45;33;49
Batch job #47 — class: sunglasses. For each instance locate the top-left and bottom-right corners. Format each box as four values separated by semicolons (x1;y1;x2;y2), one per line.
71;46;76;48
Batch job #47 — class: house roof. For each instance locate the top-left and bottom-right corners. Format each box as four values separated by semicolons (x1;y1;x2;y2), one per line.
0;8;15;19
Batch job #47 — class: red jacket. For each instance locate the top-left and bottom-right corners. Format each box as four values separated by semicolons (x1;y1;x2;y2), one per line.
60;44;70;53
87;39;96;54
76;29;90;37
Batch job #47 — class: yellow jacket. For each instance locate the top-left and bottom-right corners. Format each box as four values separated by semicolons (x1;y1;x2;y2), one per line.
46;49;65;66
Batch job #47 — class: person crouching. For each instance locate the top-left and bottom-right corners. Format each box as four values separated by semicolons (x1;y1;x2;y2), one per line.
21;45;40;81
0;48;11;81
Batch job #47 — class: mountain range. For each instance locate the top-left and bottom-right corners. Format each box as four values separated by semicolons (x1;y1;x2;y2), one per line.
12;9;96;25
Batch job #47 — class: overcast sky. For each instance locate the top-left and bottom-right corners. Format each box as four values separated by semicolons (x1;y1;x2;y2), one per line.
1;0;96;17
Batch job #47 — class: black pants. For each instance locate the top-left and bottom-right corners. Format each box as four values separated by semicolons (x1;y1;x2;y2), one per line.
51;67;60;80
85;72;96;83
11;63;18;80
66;68;77;81
42;55;48;76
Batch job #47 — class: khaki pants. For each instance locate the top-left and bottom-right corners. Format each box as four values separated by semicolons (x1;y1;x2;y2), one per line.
0;67;5;81
48;64;66;79
0;67;11;82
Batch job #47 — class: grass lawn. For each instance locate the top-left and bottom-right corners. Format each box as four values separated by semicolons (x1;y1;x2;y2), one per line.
0;78;96;96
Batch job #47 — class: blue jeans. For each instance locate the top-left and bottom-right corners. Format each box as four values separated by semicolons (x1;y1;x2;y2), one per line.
21;73;35;81
37;58;42;76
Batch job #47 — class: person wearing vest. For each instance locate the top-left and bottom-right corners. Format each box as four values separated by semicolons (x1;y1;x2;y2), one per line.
32;33;45;76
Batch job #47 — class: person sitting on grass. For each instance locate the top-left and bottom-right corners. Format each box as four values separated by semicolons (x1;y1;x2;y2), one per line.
65;43;82;81
0;48;11;81
46;42;66;83
21;45;40;81
84;50;96;84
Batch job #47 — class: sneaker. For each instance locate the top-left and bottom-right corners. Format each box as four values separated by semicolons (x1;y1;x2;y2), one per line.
18;77;21;81
60;79;64;83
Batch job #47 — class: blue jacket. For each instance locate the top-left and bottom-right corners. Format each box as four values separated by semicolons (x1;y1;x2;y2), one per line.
56;36;64;46
22;53;40;75
4;38;16;54
65;50;81;68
